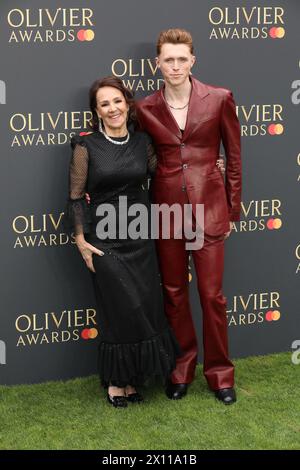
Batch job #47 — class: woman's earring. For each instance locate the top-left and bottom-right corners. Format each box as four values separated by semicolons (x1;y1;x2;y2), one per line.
98;118;103;133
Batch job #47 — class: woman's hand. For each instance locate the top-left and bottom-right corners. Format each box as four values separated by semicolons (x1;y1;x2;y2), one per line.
75;235;104;272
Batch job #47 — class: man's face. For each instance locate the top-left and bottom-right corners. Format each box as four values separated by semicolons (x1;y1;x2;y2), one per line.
156;43;195;87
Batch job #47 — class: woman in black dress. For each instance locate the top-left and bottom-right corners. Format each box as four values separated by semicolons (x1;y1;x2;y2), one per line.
65;76;180;407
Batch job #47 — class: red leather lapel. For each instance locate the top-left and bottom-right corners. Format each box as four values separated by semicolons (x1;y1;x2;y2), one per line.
152;89;182;140
183;78;210;141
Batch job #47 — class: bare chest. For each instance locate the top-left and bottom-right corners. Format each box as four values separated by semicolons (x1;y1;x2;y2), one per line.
169;107;188;131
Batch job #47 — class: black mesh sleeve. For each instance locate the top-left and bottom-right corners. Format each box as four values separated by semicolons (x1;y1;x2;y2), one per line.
64;136;91;235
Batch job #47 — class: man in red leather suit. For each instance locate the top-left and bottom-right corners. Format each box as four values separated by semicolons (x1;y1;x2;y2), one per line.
136;29;242;404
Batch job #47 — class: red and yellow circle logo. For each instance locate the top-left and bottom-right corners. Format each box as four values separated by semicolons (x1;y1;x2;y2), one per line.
269;27;285;39
265;310;281;321
268;124;284;135
266;218;282;230
81;328;98;340
77;29;95;41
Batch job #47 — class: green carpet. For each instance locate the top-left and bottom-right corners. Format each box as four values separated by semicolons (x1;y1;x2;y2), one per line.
0;352;299;450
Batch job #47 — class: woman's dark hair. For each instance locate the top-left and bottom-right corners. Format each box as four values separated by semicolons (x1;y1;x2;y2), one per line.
89;76;136;131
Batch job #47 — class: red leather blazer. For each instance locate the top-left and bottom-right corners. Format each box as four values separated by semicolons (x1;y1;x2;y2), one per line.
136;77;242;236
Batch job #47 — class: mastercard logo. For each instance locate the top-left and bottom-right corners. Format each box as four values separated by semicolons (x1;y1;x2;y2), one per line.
265;310;281;321
266;218;282;230
77;29;95;41
81;328;98;340
269;27;285;39
268;124;284;135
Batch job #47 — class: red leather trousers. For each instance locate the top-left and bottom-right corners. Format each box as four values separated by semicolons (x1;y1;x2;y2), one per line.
156;234;234;390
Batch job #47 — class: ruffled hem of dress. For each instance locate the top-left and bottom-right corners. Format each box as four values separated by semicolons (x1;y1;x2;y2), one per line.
98;327;181;388
63;197;92;235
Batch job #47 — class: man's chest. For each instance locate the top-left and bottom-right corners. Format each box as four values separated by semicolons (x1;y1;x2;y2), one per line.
168;107;188;131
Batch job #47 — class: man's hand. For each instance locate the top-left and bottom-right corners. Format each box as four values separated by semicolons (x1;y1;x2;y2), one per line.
224;221;234;239
216;154;225;174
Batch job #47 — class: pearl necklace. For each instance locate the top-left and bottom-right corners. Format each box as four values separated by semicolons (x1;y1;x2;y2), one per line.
98;120;130;145
102;130;130;145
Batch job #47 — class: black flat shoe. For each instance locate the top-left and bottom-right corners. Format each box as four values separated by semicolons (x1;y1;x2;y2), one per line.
214;387;236;405
165;382;188;400
107;393;128;408
125;392;144;404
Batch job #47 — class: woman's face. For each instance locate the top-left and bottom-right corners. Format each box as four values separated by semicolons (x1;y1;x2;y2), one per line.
96;86;129;134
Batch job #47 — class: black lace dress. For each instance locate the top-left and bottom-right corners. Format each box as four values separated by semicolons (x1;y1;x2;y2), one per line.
64;130;180;387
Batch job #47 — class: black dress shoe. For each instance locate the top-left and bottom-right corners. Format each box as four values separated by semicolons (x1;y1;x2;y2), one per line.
125;392;144;404
107;393;128;408
165;382;188;400
214;387;236;405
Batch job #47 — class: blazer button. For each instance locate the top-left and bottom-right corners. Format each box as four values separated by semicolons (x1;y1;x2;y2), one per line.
182;163;188;170
180;143;185;148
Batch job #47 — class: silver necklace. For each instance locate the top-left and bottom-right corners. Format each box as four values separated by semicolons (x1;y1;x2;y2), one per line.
102;131;130;145
166;101;189;110
99;120;130;145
